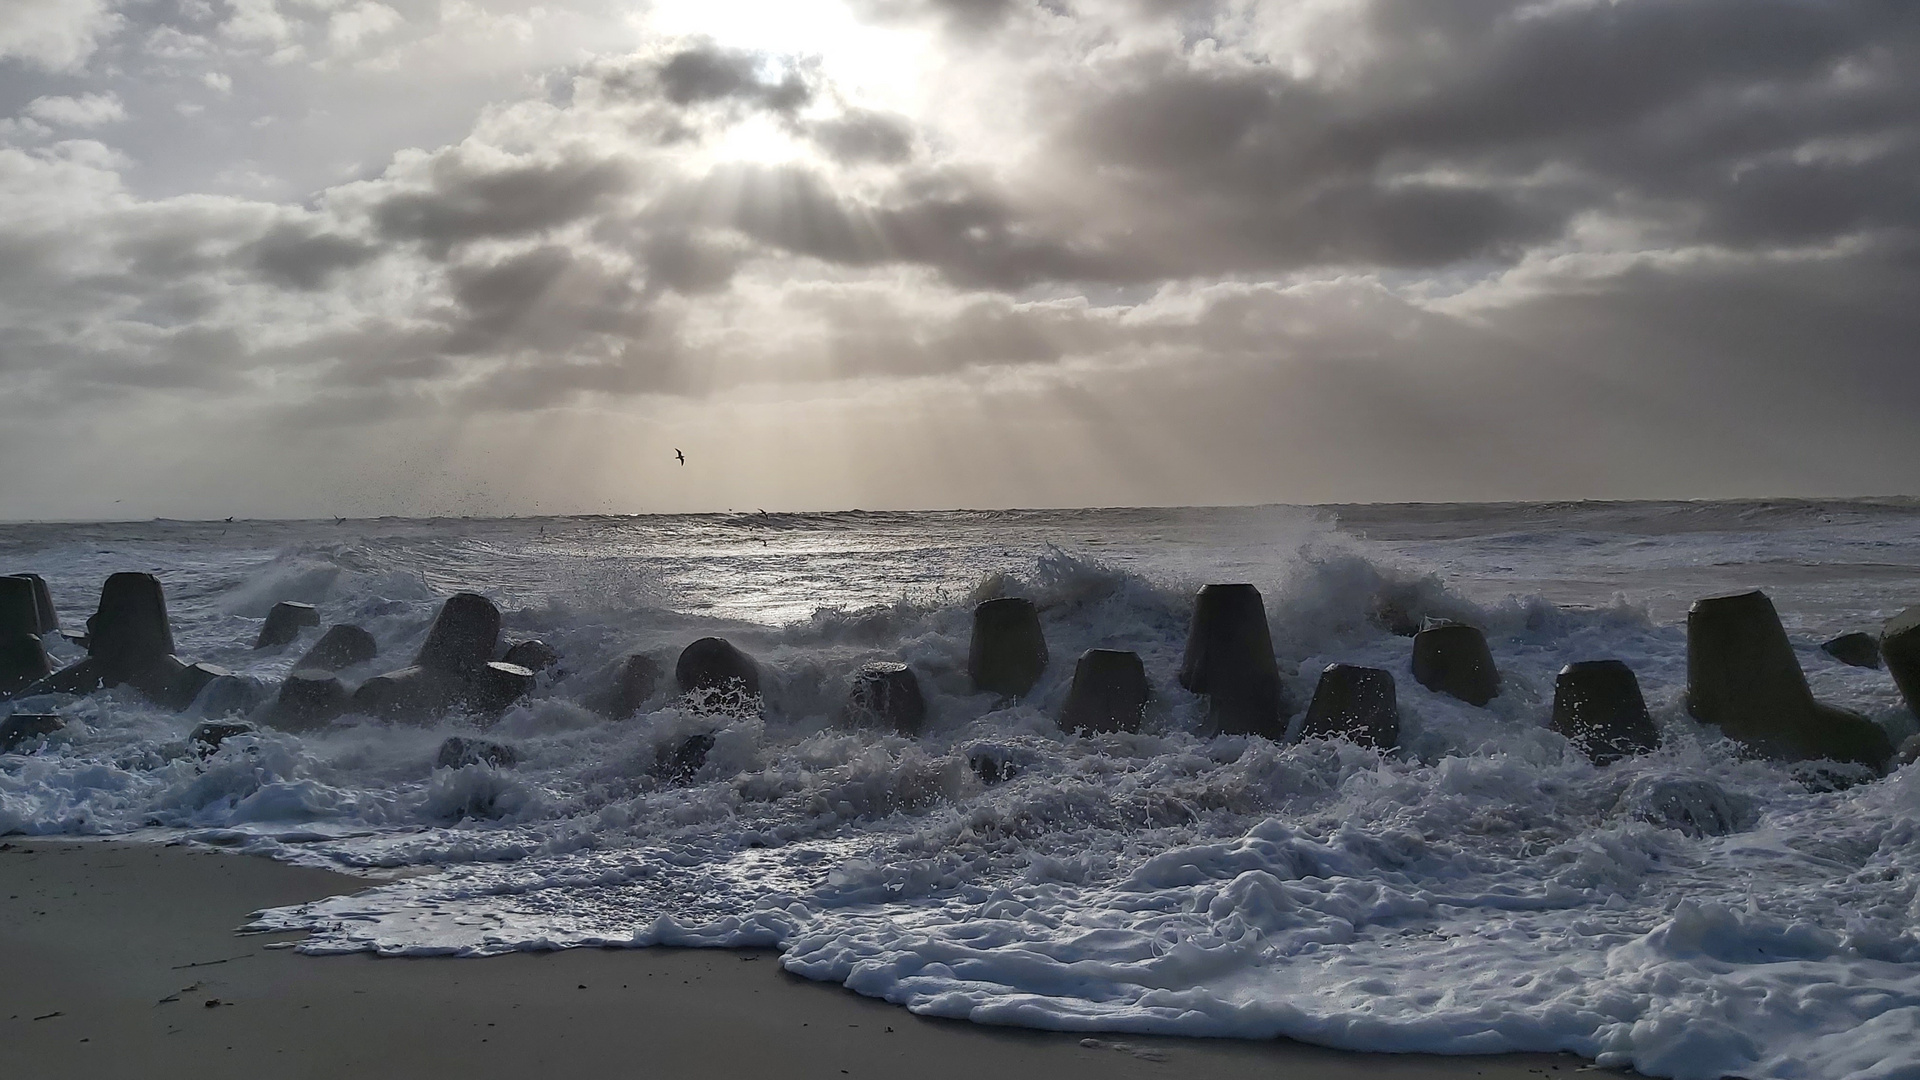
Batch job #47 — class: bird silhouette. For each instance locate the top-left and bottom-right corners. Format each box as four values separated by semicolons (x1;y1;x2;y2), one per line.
675;449;685;465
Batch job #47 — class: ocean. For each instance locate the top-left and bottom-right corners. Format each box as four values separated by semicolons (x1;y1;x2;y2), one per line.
4;499;1920;1080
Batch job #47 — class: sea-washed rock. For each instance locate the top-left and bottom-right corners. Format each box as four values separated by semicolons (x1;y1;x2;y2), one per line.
1298;664;1399;748
968;597;1048;699
1620;777;1755;837
255;601;320;649
415;593;501;674
1551;660;1658;765
190;721;256;756
0;712;63;753
1885;605;1920;719
1822;631;1881;669
272;671;352;730
1411;623;1500;707
1060;650;1149;735
1688;590;1893;770
437;736;517;770
846;661;927;734
295;624;378;672
502;639;560;675
1179;584;1287;738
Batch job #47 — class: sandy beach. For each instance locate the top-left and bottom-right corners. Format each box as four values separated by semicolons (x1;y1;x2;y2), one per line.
0;840;1605;1080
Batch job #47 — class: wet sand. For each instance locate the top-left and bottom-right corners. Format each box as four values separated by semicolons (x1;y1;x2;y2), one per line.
0;840;1610;1079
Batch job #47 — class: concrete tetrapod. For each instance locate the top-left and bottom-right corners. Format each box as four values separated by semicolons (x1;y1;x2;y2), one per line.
846;662;927;735
1551;660;1657;766
1885;605;1920;720
0;576;41;639
1687;590;1892;770
653;734;716;782
148;661;235;713
415;593;502;674
11;573;170;700
1411;623;1500;707
349;594;525;723
1179;584;1287;739
968;598;1048;699
295;625;378;672
1821;632;1881;670
256;601;321;649
87;572;176;685
349;666;459;722
0;576;53;695
595;654;662;720
466;661;536;714
1060;650;1149;735
437;737;517;770
503;640;561;675
0;632;52;696
4;573;59;635
271;671;352;730
0;713;63;753
1298;664;1398;749
676;637;761;710
189;721;256;756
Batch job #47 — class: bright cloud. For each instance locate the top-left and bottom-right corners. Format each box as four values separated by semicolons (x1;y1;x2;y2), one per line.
1;0;1918;519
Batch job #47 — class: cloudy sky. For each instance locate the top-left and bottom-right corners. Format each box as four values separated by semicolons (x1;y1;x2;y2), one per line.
1;0;1916;520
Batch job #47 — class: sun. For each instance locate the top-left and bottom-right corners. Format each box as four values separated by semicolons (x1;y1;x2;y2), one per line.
644;0;928;112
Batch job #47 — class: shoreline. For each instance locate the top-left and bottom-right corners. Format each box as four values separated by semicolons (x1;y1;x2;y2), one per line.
1;839;1611;1079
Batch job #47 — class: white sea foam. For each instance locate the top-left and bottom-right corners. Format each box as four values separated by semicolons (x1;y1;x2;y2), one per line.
5;501;1920;1080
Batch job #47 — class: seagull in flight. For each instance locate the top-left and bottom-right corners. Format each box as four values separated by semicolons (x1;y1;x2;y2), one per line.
675;448;685;465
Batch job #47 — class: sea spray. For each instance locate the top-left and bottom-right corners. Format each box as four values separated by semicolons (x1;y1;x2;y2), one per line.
5;502;1920;1079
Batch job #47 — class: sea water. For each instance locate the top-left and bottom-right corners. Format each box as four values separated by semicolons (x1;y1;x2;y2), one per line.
4;500;1920;1080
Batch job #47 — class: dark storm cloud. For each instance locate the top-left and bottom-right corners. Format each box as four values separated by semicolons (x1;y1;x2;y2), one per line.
808;109;915;164
792;290;1120;378
852;0;1024;35
656;163;1115;287
245;223;379;290
7;0;1920;517
640;229;742;294
655;42;812;113
441;244;651;354
1026;0;1920;275
372;153;636;257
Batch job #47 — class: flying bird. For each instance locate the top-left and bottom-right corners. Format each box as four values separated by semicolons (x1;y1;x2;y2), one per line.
675;449;685;465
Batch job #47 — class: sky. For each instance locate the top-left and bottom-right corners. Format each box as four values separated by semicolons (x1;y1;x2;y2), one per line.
1;0;1916;520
